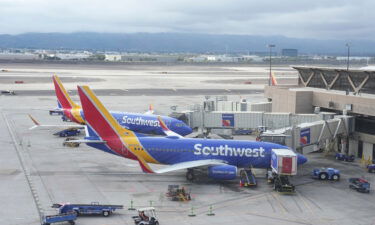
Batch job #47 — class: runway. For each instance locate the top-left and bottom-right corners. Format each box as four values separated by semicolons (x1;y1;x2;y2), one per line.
11;88;262;96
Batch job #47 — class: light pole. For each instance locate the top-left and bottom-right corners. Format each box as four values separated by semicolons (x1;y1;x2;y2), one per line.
267;44;275;86
346;43;350;71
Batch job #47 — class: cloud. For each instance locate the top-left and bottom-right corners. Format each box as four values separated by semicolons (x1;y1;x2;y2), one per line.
0;0;373;40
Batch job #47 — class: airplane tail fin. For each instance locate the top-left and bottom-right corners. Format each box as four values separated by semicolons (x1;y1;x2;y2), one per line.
271;72;278;86
53;75;80;109
144;104;154;114
77;85;155;173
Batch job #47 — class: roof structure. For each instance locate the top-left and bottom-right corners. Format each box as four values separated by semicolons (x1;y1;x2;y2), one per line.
293;66;375;95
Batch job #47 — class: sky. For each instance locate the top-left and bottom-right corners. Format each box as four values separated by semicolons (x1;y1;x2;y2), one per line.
0;0;373;40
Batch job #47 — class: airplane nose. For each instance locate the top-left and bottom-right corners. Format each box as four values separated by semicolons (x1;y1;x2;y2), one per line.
297;154;308;165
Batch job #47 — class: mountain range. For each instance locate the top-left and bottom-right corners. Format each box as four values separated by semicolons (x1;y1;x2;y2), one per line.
0;32;374;55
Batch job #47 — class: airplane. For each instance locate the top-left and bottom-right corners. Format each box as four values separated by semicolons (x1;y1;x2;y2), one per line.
31;75;193;136
76;85;308;181
271;72;278;86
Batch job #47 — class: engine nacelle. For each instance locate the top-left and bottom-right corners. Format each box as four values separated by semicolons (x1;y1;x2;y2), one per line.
208;165;237;180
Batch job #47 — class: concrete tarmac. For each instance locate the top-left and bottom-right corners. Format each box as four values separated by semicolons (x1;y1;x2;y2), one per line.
1;64;374;225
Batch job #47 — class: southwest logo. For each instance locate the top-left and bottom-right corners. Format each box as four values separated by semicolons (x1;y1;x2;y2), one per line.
122;116;160;127
194;144;265;157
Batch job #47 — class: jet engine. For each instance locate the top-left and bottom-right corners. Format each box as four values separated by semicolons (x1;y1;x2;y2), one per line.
207;165;237;180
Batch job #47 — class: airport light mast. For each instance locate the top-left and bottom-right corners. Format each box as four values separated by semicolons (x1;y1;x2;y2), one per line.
268;44;276;86
346;43;350;71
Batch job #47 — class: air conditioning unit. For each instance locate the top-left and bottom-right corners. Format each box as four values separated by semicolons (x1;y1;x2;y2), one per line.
328;101;334;108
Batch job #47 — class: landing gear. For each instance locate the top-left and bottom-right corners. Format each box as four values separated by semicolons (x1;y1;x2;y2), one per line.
186;169;195;181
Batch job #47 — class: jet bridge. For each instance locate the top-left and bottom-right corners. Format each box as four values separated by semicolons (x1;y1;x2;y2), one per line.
261;115;354;154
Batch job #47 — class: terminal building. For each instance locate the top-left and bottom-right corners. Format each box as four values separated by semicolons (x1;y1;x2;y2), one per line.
265;66;375;162
179;66;375;163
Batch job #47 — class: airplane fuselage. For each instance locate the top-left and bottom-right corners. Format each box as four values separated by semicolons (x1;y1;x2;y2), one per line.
63;108;192;136
87;136;307;169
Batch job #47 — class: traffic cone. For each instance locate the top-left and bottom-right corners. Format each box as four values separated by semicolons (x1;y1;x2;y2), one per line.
207;205;215;216
128;200;135;210
188;206;196;217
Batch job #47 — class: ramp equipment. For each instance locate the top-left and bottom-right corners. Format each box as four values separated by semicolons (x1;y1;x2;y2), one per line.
52;202;123;217
239;169;257;187
41;212;76;225
54;128;80;137
312;168;340;181
349;178;370;193
166;185;191;201
268;149;297;193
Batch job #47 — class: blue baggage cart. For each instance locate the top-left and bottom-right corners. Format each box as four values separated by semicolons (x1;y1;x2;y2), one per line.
42;212;77;225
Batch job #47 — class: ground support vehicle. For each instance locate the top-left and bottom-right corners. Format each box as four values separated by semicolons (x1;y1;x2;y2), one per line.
234;129;252;135
335;153;355;162
132;207;159;225
62;138;80;147
54;128;81;137
273;174;295;193
41;212;76;225
349;178;370;193
49;109;64;116
166;185;191;201
239;169;257;187
312;168;340;181
1;90;15;95
53;202;123;217
367;164;375;173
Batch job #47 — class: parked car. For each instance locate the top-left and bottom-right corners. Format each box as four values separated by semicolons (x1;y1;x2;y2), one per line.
312;168;340;181
367;164;375;173
335;153;355;162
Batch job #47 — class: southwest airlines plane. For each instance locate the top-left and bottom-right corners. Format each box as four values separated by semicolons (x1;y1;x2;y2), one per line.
36;75;192;136
76;85;307;181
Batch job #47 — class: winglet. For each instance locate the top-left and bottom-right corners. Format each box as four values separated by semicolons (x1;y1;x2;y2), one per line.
157;116;182;138
28;114;40;130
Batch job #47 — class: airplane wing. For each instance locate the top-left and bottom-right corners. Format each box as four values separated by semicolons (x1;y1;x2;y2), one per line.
157;116;183;138
64;139;106;144
144;104;154;115
28;114;85;130
155;159;228;174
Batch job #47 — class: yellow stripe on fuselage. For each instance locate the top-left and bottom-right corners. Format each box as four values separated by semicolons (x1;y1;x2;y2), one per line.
82;86;159;164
